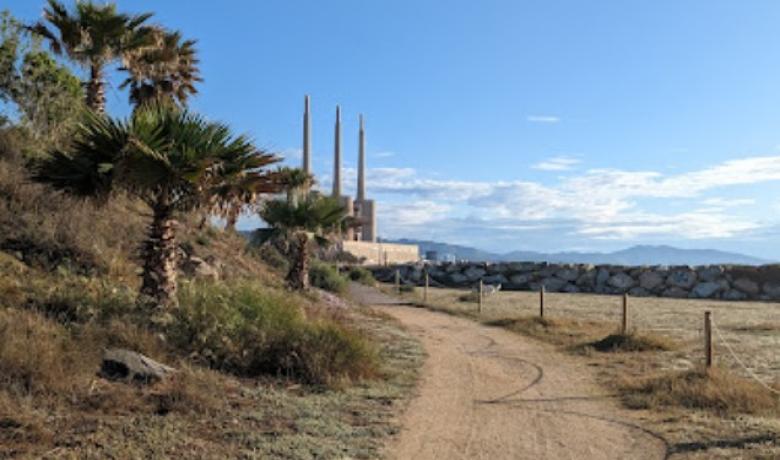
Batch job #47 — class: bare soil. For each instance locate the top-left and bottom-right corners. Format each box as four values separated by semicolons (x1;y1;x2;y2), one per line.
350;284;667;460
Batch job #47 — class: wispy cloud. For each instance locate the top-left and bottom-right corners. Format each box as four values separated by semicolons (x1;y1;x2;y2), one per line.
527;115;560;123
373;151;395;158
531;156;581;171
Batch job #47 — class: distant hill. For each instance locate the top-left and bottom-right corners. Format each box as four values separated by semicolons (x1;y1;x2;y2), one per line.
388;239;771;266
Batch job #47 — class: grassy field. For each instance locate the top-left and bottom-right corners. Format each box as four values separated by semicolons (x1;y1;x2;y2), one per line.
404;286;780;382
387;284;780;459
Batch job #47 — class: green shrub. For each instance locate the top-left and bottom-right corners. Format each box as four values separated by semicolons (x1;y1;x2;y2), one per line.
348;266;375;286
309;260;348;294
170;281;377;385
255;244;289;274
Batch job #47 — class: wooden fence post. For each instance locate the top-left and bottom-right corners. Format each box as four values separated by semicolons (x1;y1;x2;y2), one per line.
622;293;629;334
478;279;483;314
704;311;713;368
424;271;429;302
395;269;400;295
539;285;545;318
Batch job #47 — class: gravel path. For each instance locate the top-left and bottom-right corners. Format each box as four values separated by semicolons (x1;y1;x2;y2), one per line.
349;283;668;460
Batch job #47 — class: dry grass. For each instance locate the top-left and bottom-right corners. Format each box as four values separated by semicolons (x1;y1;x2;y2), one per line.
619;368;780;416
585;333;677;353
485;316;611;347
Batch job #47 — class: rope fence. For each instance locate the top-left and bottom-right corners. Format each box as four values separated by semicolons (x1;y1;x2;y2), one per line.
711;318;780;397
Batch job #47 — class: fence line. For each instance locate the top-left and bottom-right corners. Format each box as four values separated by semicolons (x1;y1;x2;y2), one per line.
711;318;780;396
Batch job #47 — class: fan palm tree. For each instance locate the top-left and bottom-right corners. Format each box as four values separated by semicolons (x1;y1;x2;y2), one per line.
29;0;154;113
119;28;202;109
36;104;280;311
258;194;348;290
208;149;282;231
276;166;314;206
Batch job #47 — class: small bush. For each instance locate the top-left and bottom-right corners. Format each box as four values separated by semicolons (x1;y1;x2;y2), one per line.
170;281;377;385
255;244;290;274
347;266;375;286
309;261;348;294
586;333;675;353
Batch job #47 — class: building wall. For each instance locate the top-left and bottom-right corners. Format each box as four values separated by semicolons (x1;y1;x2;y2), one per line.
340;241;419;265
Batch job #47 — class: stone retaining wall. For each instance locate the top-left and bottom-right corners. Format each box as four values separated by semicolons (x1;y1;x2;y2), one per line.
370;262;780;301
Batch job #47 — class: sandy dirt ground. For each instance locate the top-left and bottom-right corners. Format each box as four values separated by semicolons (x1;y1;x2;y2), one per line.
350;284;668;460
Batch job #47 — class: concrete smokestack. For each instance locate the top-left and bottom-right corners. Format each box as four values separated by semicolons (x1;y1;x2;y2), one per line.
302;95;311;175
332;105;341;197
357;114;366;202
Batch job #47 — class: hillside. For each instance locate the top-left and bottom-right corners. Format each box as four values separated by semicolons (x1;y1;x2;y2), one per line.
391;239;770;265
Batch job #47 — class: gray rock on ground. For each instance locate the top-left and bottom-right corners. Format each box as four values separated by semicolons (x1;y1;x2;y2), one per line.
100;348;176;384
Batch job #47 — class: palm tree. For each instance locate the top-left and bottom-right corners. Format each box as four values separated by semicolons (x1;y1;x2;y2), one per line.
119;28;202;109
208;149;281;231
276;166;314;206
258;194;348;290
29;0;154;113
36;104;280;311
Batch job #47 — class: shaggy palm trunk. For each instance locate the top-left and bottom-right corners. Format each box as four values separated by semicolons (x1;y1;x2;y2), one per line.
85;64;106;113
286;232;309;290
140;196;179;310
224;205;239;232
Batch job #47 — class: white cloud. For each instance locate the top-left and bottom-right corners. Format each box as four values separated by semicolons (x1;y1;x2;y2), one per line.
532;156;581;171
360;155;780;243
527;115;560;123
373;151;395;158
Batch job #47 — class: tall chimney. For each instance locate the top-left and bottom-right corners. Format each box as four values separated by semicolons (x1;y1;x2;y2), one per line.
357;114;366;202
332;105;341;197
302;95;311;175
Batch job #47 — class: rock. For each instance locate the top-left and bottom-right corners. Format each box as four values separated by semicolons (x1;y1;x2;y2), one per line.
535;266;556;278
691;282;721;299
181;256;220;281
762;282;780;299
576;270;597;288
555;267;580;281
733;278;759;296
596;267;610;286
100;349;175;384
509;273;532;285
723;289;748;301
628;287;650;297
540;277;568;292
562;284;580;293
449;273;468;285
507;262;537;272
666;269;697;289
638;271;664;291
483;274;508;285
696;265;723;282
662;286;689;298
607;272;635;291
463;266;487;281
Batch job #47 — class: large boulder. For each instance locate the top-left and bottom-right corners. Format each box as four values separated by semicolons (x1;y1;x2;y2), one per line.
180;256;220;281
666;269;697;289
483;274;508;285
733;278;760;296
540;277;568;292
607;272;635;291
762;282;780;299
555;267;580;282
696;266;723;282
449;272;468;285
662;286;689;298
508;273;532;286
638;271;665;291
576;269;597;288
100;349;175;384
463;266;487;282
628;286;650;297
596;267;610;286
723;289;748;301
691;282;721;299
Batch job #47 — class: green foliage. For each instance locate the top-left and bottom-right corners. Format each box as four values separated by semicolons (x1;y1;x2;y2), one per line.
254;243;290;274
309;260;348;293
0;10;83;151
170;281;378;385
259;192;348;239
348;266;376;286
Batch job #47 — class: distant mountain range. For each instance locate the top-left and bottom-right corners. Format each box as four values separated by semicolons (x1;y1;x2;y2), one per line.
387;239;772;266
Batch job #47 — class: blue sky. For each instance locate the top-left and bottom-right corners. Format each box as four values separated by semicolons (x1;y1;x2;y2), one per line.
8;1;780;258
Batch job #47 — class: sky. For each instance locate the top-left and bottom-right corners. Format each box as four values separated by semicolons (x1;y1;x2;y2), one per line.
7;0;780;259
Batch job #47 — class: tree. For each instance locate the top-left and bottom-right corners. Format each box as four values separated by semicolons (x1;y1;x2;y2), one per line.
0;10;83;151
258;193;348;290
119;28;202;109
35;104;280;312
29;0;154;113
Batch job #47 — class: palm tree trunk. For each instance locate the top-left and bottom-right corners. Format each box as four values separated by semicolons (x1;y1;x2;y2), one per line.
224;205;239;232
140;195;179;311
86;64;106;113
286;232;309;290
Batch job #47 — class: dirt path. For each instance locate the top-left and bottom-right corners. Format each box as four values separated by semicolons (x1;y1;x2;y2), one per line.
350;284;667;460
